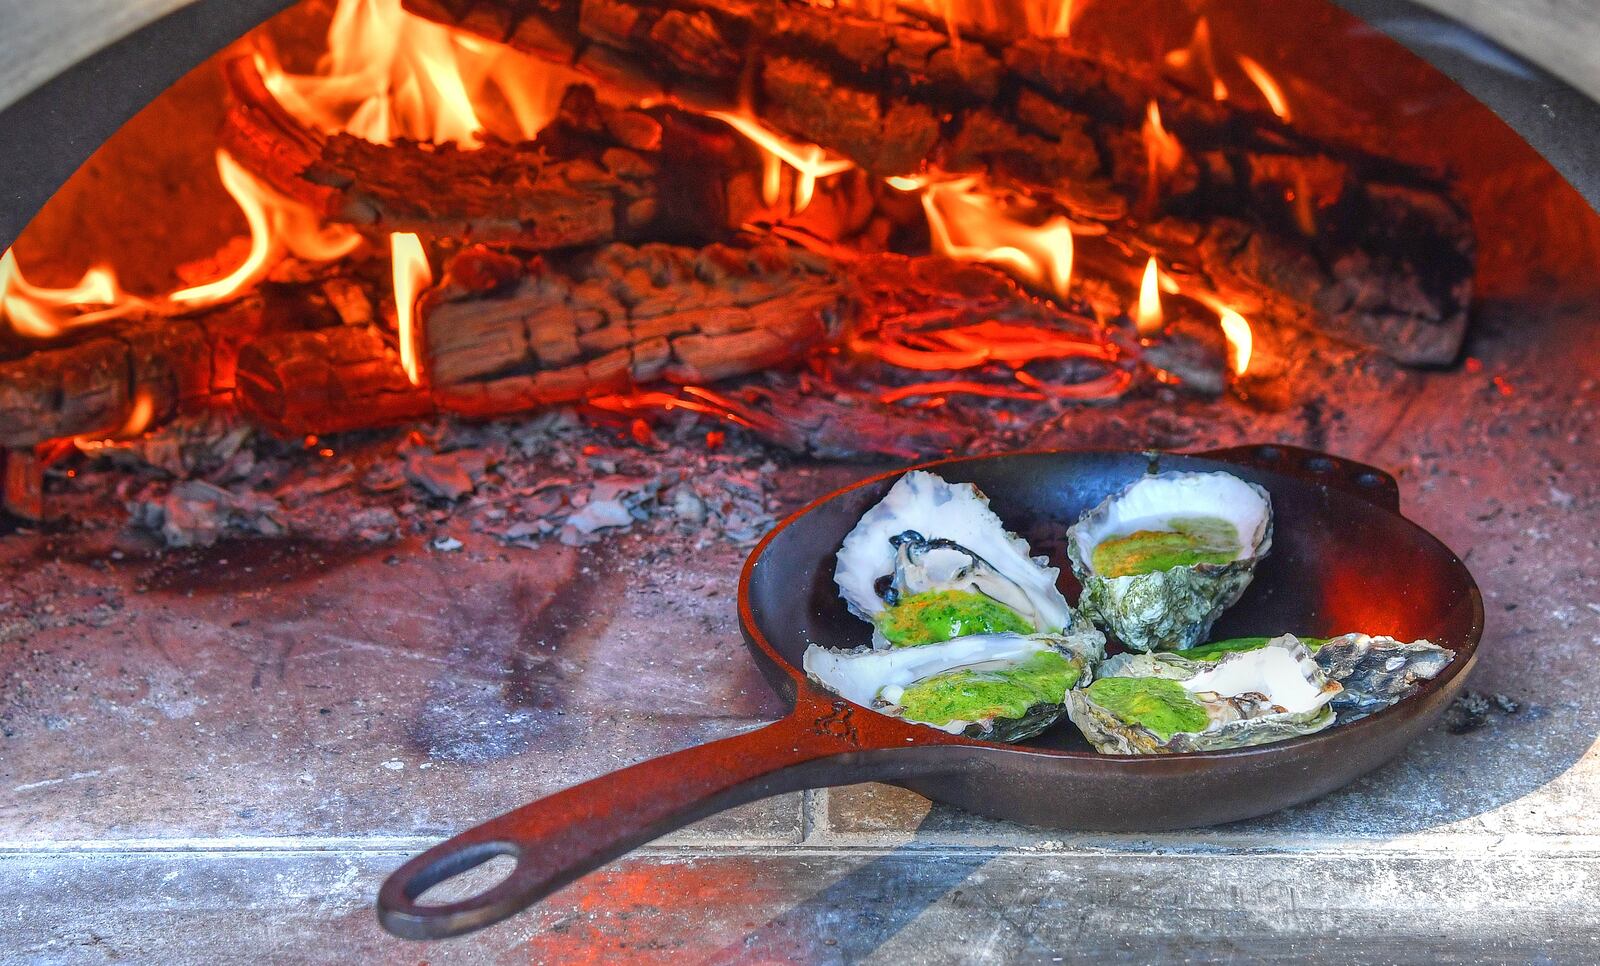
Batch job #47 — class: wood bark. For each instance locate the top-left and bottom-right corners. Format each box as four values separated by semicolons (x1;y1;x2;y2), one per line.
233;240;849;435
221;57;736;250
404;0;1475;364
0;301;262;449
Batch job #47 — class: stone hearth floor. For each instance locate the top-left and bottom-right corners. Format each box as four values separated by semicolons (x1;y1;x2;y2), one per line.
0;283;1596;963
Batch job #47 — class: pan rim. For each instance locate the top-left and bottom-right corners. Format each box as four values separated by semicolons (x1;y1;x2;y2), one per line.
737;446;1485;766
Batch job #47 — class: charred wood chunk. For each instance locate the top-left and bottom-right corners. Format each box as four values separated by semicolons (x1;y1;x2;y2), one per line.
760;57;939;176
422;242;849;416
0;303;260;448
235;325;433;435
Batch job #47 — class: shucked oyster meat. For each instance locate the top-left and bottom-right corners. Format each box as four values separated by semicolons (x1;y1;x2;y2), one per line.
835;471;1088;649
1067;470;1272;652
1065;636;1340;753
1174;632;1456;725
805;631;1104;742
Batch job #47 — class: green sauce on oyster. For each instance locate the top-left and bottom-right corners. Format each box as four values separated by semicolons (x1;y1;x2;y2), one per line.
876;589;1034;648
890;650;1082;728
1089;516;1240;578
1176;636;1327;661
1081;676;1210;741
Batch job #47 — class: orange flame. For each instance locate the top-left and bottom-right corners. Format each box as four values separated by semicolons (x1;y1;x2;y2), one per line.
899;173;1075;300
74;389;156;452
172;151;362;306
708;112;854;214
850;1;1079;39
257;0;579;146
1142;101;1183;200
1164;17;1228;101
1236;56;1291;122
390;232;430;386
1218;307;1253;375
0;249;149;339
1135;256;1163;337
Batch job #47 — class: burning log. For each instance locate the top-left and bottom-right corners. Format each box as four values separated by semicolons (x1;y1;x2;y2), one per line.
0;301;263;449
233;240;850;435
222;58;738;250
234;324;433;433
406;0;1474;365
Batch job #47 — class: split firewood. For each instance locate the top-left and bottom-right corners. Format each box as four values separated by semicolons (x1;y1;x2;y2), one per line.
0;300;263;449
232;240;850;435
405;0;1474;365
222;58;744;250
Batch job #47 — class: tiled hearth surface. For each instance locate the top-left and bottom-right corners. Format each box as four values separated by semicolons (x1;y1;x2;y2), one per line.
1;281;1596;962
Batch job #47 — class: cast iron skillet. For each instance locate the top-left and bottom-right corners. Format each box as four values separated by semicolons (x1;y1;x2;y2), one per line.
377;444;1482;939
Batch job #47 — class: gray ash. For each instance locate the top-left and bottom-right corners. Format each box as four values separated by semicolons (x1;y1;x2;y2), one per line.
34;405;783;553
1445;690;1522;734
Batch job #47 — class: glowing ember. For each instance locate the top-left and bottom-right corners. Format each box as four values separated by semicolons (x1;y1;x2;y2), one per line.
1236;56;1292;123
1135;256;1163;337
1164;17;1228;101
708;112;854;214
390;232;431;386
172;151;362;306
900;174;1075;300
257;0;578;146
1217;307;1253;375
0;248;148;339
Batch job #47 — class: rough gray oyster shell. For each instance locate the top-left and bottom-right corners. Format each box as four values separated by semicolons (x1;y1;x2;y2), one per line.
1065;637;1339;754
1067;470;1272;652
803;630;1104;742
1169;633;1456;724
1306;633;1455;723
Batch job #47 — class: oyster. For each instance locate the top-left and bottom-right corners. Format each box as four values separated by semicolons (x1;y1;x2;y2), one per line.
1065;637;1339;753
804;631;1102;742
1067;470;1272;652
1171;633;1455;723
835;471;1083;649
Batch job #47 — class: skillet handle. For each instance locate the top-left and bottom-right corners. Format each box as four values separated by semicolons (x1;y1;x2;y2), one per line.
377;691;940;940
1195;444;1400;512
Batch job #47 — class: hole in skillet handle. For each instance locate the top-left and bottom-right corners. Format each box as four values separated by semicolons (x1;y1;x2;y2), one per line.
1194;444;1400;512
378;840;528;940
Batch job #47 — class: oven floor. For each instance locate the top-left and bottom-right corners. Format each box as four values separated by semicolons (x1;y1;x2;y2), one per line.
1;288;1596;959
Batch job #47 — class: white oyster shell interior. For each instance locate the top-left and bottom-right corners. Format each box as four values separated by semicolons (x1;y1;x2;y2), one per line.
1071;471;1271;573
803;633;1066;735
833;470;1072;633
1181;642;1331;715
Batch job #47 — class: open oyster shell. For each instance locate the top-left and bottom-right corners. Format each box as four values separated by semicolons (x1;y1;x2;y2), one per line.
835;471;1085;649
1065;637;1339;754
1188;632;1453;724
1067;470;1272;652
804;630;1104;742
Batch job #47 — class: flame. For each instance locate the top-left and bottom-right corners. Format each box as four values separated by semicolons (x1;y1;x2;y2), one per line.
74;389;156;452
1218;306;1253;375
1164;17;1228;101
0;249;150;339
905;174;1074;300
172;151;362;306
257;0;578;146
1236;56;1291;123
1142;101;1183;200
390;232;430;386
844;1;1079;39
708;112;854;214
1135;256;1163;337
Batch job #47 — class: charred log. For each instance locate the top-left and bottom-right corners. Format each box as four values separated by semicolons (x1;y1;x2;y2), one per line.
0;301;263;449
406;0;1474;364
